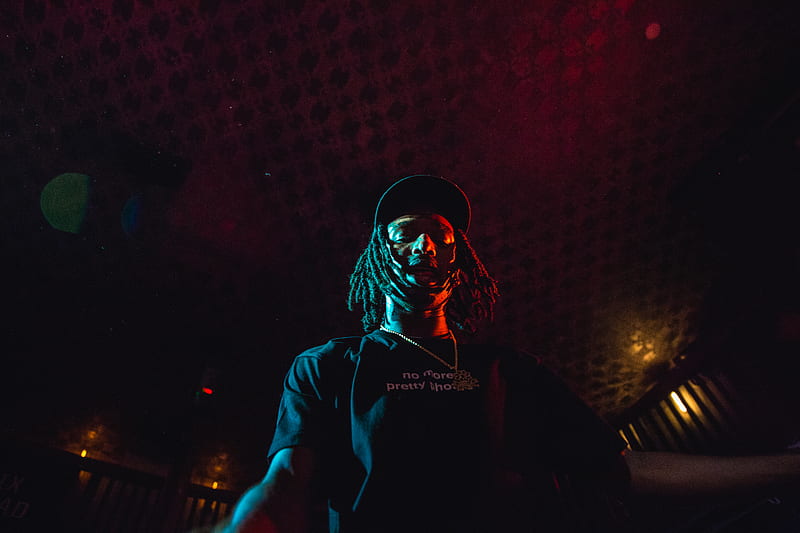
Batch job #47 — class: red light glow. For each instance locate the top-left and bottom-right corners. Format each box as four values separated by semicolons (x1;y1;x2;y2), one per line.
645;23;661;40
202;387;214;395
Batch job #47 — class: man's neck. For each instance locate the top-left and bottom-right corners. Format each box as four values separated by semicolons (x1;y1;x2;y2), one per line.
383;296;450;338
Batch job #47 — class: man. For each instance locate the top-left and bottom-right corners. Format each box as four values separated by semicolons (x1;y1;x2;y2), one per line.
218;175;800;532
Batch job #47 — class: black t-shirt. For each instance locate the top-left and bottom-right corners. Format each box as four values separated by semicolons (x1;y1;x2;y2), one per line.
268;330;628;532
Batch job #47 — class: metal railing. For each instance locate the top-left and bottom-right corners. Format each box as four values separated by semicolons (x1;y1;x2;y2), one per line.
1;440;239;533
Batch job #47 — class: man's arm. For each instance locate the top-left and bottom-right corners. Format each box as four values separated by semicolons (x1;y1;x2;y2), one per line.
624;449;800;499
214;447;317;533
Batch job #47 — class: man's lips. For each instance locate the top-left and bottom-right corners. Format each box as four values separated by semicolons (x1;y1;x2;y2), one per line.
406;264;442;286
407;257;438;270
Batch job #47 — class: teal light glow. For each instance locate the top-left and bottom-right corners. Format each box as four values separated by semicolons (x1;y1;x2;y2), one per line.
40;173;91;233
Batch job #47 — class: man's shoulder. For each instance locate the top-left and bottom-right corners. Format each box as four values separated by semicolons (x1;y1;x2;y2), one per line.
287;332;394;383
295;330;392;361
463;343;563;387
462;342;543;365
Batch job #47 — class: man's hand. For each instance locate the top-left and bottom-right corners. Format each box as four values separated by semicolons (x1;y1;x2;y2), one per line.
206;512;279;533
211;447;316;533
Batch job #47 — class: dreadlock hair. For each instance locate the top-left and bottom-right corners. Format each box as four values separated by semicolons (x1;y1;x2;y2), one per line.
347;224;499;333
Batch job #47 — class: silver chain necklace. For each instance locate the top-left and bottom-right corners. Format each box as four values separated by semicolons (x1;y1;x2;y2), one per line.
379;326;480;391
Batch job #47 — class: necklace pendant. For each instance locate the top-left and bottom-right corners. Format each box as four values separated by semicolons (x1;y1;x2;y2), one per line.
452;369;480;391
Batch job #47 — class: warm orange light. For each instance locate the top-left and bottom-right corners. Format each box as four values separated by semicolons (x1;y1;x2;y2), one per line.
629;331;656;362
80;449;88;458
212;481;218;490
670;391;688;413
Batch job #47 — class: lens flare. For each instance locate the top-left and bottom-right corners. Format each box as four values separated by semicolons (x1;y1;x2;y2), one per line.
645;22;661;40
40;173;91;233
121;194;143;235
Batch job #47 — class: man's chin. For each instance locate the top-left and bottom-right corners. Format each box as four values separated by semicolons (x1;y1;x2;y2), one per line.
389;280;450;309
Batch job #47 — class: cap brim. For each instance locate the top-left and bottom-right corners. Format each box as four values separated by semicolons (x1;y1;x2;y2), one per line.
374;175;471;232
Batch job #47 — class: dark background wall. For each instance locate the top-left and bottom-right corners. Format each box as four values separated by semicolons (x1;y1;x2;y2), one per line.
2;0;799;490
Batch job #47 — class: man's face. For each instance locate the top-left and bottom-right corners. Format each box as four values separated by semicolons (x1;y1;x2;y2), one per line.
386;213;457;289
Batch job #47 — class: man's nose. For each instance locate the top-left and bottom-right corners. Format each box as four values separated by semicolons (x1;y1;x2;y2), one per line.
411;234;436;255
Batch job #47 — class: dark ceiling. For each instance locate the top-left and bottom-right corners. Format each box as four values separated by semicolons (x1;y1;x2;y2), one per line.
3;0;799;479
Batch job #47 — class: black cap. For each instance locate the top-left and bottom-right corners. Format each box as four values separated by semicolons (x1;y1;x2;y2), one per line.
373;174;471;232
